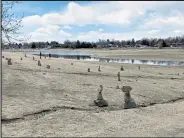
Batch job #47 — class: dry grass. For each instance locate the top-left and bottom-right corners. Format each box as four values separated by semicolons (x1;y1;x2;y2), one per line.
2;50;184;137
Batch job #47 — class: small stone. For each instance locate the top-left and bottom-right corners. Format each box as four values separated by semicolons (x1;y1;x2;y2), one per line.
98;65;101;72
121;86;132;92
116;85;120;89
120;65;124;71
7;58;12;65
124;100;136;109
46;65;50;69
38;60;41;66
117;72;121;81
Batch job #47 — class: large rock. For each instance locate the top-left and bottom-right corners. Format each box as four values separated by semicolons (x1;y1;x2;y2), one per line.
121;86;137;109
93;85;108;107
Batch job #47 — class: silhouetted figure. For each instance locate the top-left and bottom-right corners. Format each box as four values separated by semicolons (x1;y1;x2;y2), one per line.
40;52;42;59
49;53;51;58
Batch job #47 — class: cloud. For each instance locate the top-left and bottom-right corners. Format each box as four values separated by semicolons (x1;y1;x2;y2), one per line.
27;25;72;42
148;29;160;34
17;1;184;43
71;29;184;42
145;15;184;28
173;30;182;34
63;25;72;30
98;28;103;32
21;1;149;26
22;15;42;26
21;1;184;27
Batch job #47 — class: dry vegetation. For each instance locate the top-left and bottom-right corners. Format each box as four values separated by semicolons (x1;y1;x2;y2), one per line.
2;49;184;137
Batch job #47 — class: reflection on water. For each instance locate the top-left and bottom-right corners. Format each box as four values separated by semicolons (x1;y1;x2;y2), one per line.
27;51;184;67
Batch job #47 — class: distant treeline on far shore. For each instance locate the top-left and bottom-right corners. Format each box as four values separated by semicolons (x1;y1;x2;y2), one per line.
2;35;184;49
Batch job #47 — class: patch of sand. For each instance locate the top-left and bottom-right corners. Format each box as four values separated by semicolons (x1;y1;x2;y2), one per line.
2;50;184;137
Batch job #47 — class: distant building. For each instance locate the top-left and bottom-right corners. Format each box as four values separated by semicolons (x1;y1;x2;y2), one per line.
170;43;183;47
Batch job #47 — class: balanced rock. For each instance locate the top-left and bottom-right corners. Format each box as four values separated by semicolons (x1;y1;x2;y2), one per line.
38;60;41;66
46;65;50;69
94;85;108;107
117;72;121;81
121;86;136;109
7;58;12;65
120;65;124;71
98;65;101;72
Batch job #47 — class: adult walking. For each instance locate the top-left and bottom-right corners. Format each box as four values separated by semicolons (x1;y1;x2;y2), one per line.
40;52;42;59
49;53;51;58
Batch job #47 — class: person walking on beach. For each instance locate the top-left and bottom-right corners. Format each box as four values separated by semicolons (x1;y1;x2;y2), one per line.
40;52;42;59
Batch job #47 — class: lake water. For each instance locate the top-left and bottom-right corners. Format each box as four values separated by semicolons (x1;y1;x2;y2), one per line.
26;51;184;67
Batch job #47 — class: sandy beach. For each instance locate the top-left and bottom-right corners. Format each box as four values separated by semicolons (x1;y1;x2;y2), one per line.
2;49;184;137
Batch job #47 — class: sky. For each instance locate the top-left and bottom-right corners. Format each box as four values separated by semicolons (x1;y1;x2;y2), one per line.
9;1;184;43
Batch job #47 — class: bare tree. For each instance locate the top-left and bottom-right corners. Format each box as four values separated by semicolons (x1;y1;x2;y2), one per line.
2;1;30;44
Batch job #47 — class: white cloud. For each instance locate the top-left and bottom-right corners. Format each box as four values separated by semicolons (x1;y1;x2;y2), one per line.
78;24;85;27
27;25;72;42
21;1;150;26
22;15;42;26
70;29;184;42
145;15;184;28
98;28;103;32
18;1;184;43
148;29;160;34
63;25;72;30
21;1;184;27
173;30;182;34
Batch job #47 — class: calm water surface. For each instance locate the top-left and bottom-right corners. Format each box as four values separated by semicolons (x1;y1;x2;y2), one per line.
26;51;184;67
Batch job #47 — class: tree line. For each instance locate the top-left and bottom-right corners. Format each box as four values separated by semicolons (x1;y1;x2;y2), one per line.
3;35;184;49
